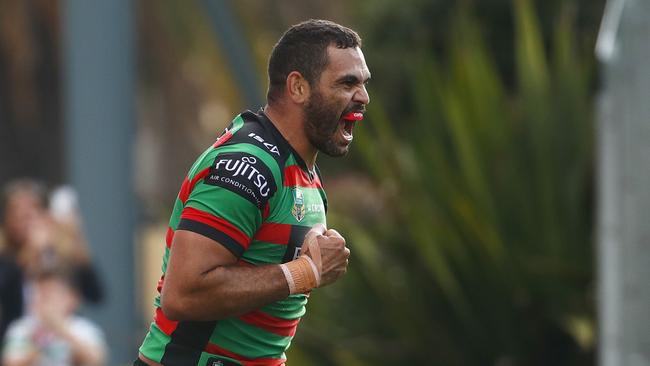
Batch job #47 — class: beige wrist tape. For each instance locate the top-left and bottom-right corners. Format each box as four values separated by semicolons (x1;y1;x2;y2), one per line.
280;255;320;294
280;236;323;294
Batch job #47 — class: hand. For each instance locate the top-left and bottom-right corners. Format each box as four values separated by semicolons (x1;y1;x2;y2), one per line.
302;226;350;288
35;296;68;334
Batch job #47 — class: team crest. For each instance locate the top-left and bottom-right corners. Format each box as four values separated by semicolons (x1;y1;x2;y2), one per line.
291;187;306;222
206;358;225;366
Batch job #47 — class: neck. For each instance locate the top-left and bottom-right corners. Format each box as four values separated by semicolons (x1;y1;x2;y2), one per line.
263;104;318;170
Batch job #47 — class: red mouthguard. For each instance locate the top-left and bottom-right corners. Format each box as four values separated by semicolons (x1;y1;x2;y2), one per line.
342;112;364;121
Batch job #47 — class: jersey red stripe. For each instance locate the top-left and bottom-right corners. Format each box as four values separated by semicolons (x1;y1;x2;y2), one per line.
283;166;322;188
204;343;286;366
179;167;211;203
262;202;270;220
212;131;234;148
156;275;165;293
180;207;250;249
165;227;174;248
238;310;300;337
154;307;178;336
252;222;291;245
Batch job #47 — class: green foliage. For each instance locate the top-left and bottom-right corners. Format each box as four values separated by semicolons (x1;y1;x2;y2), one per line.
291;0;596;364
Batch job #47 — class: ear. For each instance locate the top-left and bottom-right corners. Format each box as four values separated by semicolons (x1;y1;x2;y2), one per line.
286;71;310;104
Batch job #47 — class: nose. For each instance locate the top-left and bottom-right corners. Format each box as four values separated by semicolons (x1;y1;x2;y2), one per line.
354;84;370;106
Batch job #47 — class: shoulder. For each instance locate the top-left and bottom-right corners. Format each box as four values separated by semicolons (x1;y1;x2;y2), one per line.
187;111;292;209
207;111;292;188
222;111;289;169
5;316;36;337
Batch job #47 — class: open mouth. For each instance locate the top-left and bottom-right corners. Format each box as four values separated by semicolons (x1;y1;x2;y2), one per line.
339;112;364;142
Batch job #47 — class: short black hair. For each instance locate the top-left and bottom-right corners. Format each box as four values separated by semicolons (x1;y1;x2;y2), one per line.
267;19;362;104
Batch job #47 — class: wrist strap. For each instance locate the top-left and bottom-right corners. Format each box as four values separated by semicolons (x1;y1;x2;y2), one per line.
280;254;322;294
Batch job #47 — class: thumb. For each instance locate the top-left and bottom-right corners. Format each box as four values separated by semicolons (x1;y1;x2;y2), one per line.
302;224;325;254
304;236;322;275
302;224;324;276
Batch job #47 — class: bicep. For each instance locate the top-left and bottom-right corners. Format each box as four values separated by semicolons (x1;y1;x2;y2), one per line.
163;230;238;291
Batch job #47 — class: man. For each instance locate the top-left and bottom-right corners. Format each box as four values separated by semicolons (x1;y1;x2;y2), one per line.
137;19;370;366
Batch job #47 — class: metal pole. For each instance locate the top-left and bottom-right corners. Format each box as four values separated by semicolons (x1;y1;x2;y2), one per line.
62;0;137;363
597;0;650;365
202;0;265;108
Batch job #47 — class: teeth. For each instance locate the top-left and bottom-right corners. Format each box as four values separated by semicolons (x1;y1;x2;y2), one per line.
340;121;353;141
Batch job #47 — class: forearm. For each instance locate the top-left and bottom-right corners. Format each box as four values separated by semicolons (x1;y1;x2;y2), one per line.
162;263;290;321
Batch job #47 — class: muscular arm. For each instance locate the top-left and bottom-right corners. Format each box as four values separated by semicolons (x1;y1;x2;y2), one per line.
160;230;291;321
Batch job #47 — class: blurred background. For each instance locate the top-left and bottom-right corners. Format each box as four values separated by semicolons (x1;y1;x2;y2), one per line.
1;0;649;365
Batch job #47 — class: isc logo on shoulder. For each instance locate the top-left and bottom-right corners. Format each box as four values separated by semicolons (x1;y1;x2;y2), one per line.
248;132;280;156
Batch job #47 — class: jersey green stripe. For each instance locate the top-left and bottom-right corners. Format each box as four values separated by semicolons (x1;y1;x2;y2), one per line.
188;146;217;179
139;323;169;362
230;114;245;132
260;295;307;319
241;241;287;264
284;155;298;167
270;188;327;227
211;318;291;358
169;197;184;229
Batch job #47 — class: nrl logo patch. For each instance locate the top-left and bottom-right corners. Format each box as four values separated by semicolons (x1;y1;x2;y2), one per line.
291;187;306;222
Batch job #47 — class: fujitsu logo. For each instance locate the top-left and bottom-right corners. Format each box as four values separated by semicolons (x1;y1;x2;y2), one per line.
214;156;271;197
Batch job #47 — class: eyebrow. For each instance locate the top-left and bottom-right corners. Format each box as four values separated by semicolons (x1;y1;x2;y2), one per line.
337;74;371;85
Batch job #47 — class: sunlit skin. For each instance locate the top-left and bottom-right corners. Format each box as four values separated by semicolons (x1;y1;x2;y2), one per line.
265;45;371;169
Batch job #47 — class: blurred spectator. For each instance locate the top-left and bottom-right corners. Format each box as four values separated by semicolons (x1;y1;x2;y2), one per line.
47;185;104;303
0;249;23;355
0;179;46;355
0;179;104;355
1;266;106;366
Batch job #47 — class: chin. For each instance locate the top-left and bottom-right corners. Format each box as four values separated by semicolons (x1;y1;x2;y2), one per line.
320;144;349;157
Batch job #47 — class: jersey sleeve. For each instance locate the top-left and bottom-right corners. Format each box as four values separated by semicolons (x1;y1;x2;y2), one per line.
176;147;279;258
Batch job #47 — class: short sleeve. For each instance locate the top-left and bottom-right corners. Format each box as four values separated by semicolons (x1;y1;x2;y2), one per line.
2;319;35;362
177;149;278;258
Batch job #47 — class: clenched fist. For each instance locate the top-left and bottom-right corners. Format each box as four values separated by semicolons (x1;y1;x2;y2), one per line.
301;225;350;288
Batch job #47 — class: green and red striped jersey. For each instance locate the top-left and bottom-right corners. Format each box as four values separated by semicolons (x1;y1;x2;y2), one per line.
139;111;328;366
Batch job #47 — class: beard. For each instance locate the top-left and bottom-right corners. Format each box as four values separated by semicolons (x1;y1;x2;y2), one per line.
303;89;348;157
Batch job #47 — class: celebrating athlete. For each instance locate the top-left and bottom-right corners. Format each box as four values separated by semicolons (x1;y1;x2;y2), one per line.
136;19;371;366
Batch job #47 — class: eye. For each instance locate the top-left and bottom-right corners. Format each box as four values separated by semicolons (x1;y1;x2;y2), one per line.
339;76;360;88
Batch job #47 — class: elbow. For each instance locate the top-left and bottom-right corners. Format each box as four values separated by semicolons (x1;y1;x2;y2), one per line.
160;295;181;321
160;282;231;321
160;285;192;321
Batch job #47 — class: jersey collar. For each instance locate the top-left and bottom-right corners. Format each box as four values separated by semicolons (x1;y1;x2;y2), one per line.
256;109;317;180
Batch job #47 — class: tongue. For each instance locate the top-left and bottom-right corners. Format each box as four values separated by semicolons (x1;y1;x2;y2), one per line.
342;112;364;121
